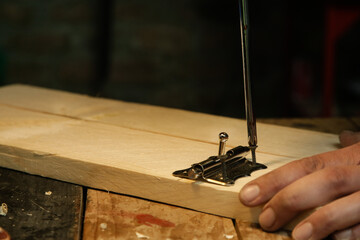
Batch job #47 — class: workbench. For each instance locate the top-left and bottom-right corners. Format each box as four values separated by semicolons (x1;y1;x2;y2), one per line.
0;113;358;240
0;86;360;239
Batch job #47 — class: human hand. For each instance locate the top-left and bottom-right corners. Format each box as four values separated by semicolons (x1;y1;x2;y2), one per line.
239;131;360;240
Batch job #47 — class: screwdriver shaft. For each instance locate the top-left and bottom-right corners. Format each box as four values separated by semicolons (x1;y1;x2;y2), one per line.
238;0;257;163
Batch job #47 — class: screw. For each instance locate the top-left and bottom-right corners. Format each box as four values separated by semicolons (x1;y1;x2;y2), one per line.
218;132;228;156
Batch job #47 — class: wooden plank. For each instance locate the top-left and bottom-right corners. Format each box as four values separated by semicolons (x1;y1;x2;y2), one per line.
0;167;83;239
258;117;359;135
0;104;269;221
0;84;339;159
83;189;237;240
0;85;340;226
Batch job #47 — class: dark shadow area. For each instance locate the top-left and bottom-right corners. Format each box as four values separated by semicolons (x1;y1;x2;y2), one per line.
0;0;359;118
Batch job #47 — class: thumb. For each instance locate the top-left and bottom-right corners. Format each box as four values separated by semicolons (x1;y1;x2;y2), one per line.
339;130;360;147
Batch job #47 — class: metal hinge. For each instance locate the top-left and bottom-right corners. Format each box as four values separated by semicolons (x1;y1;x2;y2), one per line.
173;132;266;186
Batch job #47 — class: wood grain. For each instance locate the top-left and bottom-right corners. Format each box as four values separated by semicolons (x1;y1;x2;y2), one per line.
0;85;340;226
0;85;339;159
83;189;237;240
258;118;359;134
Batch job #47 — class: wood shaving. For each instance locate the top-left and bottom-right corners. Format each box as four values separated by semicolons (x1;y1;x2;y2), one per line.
100;223;107;231
45;191;52;196
135;232;150;239
0;203;8;216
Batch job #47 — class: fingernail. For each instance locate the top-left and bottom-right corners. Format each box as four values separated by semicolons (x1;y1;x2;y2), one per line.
240;185;260;203
293;222;313;240
333;229;352;240
259;207;276;229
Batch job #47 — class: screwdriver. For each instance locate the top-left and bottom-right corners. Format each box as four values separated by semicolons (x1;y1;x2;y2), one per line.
238;0;257;163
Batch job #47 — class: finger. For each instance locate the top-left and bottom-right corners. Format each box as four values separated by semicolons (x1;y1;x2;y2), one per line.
292;191;360;240
258;166;360;231
340;131;360;147
239;143;360;206
333;223;360;240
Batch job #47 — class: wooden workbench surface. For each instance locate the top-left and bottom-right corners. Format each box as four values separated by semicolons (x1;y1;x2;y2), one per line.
0;118;358;239
0;85;358;239
0;168;83;239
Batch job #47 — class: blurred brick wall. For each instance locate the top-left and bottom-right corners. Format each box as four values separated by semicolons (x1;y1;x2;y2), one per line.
0;0;96;93
104;0;243;115
5;0;352;118
0;0;248;117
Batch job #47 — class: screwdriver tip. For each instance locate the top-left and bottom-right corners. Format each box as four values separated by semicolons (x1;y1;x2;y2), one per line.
251;148;256;163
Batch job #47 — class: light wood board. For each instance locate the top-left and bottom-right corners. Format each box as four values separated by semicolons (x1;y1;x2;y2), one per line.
0;85;340;226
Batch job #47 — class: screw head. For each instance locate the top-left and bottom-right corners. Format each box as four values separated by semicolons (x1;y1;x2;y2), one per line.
219;132;229;142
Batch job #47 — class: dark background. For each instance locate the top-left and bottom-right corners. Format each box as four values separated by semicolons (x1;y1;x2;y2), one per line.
0;0;359;119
